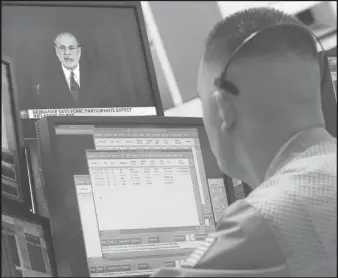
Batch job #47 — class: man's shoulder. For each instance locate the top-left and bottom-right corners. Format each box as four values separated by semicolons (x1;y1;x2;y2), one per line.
246;141;337;211
245;139;337;276
245;138;336;238
181;198;286;271
250;138;336;197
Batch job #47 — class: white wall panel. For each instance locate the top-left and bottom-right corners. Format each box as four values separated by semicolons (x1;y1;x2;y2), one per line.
165;98;203;117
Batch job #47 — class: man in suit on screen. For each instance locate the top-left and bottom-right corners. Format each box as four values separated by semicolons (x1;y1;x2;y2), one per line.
37;32;109;109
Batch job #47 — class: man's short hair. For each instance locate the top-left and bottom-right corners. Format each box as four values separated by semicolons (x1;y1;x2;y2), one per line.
204;7;317;62
54;32;81;47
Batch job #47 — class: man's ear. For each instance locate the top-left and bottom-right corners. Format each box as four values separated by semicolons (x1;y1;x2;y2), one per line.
213;90;235;132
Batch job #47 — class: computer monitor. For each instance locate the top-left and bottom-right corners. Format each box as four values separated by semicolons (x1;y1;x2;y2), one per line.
327;55;336;100
321;53;337;137
2;201;57;277
36;116;230;277
2;55;32;208
2;1;163;141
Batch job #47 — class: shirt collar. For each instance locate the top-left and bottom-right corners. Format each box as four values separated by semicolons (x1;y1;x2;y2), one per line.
62;64;80;79
264;127;333;181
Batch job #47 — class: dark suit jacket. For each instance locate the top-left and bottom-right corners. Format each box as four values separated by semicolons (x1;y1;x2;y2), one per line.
37;60;111;109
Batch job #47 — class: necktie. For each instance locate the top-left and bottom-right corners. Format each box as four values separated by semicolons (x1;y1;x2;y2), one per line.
70;71;80;104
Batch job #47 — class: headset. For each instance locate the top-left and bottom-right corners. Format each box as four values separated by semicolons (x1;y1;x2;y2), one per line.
214;23;328;95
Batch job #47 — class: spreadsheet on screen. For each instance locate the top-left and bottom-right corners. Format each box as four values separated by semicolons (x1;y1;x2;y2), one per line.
51;124;229;277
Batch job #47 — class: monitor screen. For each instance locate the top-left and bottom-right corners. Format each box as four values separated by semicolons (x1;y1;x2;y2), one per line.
2;213;54;277
2;58;27;204
36;117;229;277
2;2;163;140
328;56;337;100
321;54;337;137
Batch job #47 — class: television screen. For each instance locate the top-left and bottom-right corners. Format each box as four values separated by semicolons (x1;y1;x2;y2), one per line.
2;1;163;140
36;116;230;277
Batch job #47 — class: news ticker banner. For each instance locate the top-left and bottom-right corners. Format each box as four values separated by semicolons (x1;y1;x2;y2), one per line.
328;57;337;101
19;107;157;119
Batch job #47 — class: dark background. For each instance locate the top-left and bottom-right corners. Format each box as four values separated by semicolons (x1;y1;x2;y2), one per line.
2;5;156;110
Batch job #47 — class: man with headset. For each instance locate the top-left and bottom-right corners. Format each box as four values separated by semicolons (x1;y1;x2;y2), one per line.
152;7;337;277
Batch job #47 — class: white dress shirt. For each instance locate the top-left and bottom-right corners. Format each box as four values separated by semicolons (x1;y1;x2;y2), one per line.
62;64;80;91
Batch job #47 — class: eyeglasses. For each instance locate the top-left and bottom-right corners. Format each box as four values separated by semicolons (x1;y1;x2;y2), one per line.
55;46;80;54
214;23;328;95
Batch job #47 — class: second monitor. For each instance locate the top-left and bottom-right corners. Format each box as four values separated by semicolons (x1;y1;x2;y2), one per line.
36;116;229;277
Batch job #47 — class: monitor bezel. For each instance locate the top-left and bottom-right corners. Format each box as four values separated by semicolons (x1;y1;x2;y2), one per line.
2;0;164;120
2;55;33;210
2;198;58;277
36;116;234;277
39;116;210;148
